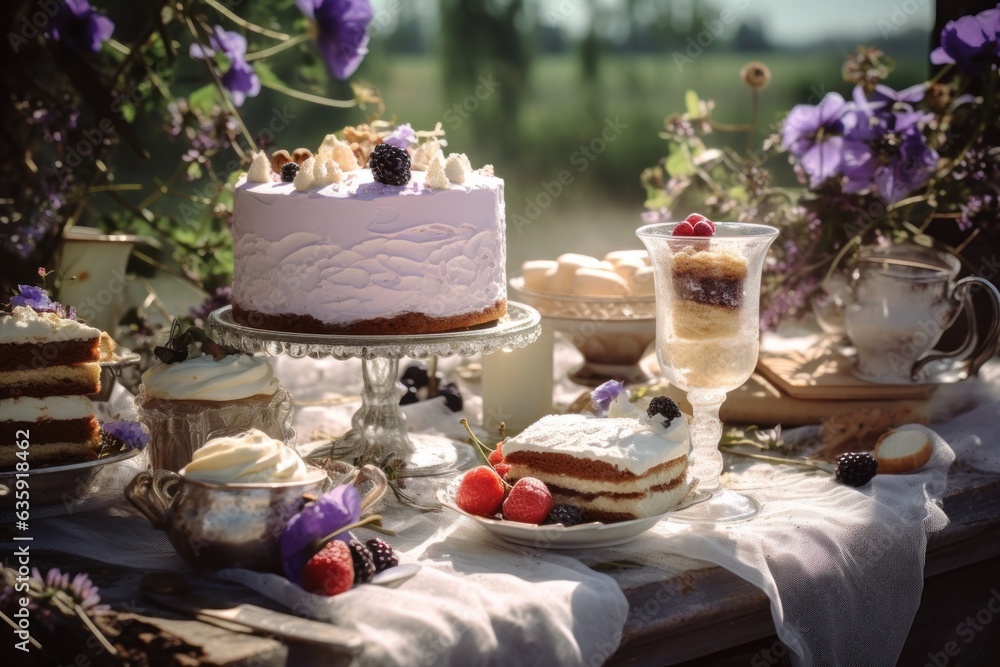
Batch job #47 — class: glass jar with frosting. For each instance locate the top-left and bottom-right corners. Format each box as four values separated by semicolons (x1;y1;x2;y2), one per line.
137;352;294;471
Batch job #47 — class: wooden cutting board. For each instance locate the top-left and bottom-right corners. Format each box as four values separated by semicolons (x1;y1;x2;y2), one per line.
755;336;937;401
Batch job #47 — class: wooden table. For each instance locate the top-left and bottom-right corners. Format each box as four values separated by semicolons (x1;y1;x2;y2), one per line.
14;464;1000;667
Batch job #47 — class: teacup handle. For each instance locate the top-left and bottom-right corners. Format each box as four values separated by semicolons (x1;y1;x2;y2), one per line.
125;470;181;530
911;277;1000;380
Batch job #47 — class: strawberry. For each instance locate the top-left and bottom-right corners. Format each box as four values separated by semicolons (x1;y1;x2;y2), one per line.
300;540;354;596
455;466;506;517
495;462;511;478
672;221;695;236
685;213;715;232
502;477;554;524
488;440;505;466
692;220;715;236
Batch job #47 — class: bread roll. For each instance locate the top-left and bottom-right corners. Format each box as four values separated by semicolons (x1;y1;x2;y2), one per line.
874;429;932;474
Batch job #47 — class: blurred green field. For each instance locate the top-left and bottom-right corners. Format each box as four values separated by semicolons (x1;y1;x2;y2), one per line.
358;51;927;267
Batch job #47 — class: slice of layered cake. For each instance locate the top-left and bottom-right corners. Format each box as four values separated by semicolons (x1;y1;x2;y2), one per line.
0;306;101;398
502;398;690;523
1;293;103;469
0;396;101;467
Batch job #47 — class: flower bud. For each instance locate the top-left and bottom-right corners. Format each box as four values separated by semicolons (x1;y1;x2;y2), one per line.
740;61;771;91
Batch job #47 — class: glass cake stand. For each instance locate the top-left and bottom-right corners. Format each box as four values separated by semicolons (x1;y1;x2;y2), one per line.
207;304;541;476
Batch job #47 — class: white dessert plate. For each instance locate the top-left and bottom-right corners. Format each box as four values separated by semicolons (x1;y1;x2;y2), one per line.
436;473;708;549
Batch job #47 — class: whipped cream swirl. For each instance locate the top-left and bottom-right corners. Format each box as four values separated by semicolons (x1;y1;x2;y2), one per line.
141;354;279;401
180;429;316;484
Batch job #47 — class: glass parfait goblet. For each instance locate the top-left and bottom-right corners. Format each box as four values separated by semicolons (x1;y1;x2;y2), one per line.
637;221;778;523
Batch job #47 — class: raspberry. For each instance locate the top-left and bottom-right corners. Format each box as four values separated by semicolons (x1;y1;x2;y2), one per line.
502;477;554;524
692;220;715;236
347;535;376;583
835;452;879;487
488;441;505;466
494;462;511;478
365;538;398;572
685;213;715;232
300;540;354;596
455;466;506;517
369;144;411;186
544;504;585;526
280;162;300;182
647;396;683;427
672;221;695;236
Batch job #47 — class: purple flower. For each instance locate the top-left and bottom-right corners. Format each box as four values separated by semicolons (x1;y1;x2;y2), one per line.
931;5;1000;73
840;85;938;204
384;123;415;149
189;27;260;106
280;485;360;584
190;286;232;322
48;0;115;53
781;93;867;188
31;567;106;612
591;380;625;416
102;420;150;450
10;285;53;310
297;0;373;80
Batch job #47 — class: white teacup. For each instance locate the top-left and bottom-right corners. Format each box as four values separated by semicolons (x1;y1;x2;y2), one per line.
844;244;1000;383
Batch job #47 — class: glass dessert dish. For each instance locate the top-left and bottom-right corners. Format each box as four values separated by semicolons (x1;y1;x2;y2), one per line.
637;221;778;523
509;276;656;386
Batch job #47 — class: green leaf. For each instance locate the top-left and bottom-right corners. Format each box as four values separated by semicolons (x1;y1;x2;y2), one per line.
188;84;220;113
684;90;701;118
252;60;282;86
119;102;136;123
186;162;203;180
665;144;696;178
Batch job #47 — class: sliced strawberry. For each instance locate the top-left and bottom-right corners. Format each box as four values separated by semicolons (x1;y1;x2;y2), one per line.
488;441;505;466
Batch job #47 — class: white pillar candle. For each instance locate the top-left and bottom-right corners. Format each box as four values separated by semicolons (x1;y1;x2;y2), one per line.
481;326;554;435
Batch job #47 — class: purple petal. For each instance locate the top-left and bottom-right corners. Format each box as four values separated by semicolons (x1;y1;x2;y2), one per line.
311;0;374;80
189;43;214;60
384;123;415;149
280;485;361;584
781;104;822;154
212;26;248;60
221;61;261;107
801;136;844;187
591;380;625;415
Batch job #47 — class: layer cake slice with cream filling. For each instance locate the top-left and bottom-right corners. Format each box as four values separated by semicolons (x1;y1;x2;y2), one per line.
0;306;101;399
0;395;101;468
502;407;690;523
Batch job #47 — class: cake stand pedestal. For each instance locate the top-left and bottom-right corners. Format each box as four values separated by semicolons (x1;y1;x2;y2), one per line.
207;304;541;476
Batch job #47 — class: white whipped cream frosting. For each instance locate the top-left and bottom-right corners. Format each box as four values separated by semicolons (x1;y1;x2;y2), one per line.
141;354;279;401
180;428;317;484
0;395;95;421
503;412;689;475
231;168;506;326
1;306;100;343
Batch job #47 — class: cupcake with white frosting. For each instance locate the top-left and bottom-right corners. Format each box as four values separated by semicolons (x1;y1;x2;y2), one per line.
137;324;293;471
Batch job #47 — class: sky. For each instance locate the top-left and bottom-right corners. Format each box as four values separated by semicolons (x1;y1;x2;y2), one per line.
376;0;935;47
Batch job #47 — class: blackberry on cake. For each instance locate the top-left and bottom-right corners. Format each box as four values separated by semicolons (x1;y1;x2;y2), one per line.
280;161;299;182
347;536;377;584
366;538;399;572
544;504;585;526
369;143;411;185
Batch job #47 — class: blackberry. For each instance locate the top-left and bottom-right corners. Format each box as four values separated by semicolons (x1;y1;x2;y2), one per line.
544;504;585;526
647;396;682;426
346;536;376;583
438;382;463;412
399;384;419;406
365;538;398;572
280;161;300;182
835;452;878;487
369;144;411;186
401;362;429;389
